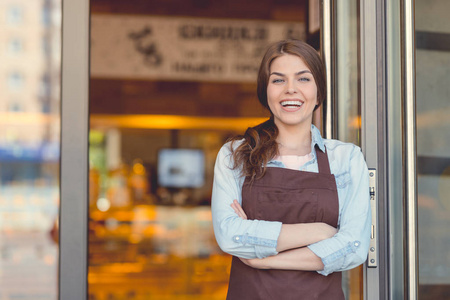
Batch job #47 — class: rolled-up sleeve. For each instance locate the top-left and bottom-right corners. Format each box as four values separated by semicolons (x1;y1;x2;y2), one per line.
308;146;371;276
211;143;282;259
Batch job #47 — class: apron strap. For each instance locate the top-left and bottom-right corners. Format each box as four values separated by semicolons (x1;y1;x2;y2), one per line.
315;145;331;174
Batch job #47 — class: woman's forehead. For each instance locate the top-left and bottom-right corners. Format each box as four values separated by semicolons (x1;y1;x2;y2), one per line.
269;54;310;73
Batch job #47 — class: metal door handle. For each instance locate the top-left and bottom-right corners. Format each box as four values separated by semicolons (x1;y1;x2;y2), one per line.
368;168;377;268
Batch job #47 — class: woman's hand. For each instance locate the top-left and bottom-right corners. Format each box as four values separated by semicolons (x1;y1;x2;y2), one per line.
239;257;270;269
231;200;247;220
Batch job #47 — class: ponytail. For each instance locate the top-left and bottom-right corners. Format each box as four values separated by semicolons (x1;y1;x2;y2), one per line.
229;118;278;182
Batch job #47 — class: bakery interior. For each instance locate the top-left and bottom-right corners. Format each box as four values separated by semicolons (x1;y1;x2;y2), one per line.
86;1;362;299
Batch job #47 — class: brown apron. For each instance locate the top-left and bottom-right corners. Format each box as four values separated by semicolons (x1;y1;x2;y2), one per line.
226;146;344;300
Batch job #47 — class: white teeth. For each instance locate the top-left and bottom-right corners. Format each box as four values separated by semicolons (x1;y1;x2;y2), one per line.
281;100;303;107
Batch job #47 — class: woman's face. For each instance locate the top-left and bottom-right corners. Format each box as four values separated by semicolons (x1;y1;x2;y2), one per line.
267;54;318;131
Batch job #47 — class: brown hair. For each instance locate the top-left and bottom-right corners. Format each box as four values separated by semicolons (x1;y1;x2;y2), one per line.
230;39;326;181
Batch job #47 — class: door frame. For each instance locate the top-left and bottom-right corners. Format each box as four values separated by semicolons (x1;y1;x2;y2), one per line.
59;0;90;299
321;0;418;299
321;1;386;299
58;0;418;299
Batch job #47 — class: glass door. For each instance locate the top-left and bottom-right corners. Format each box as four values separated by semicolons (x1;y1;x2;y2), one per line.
331;1;365;299
415;0;450;298
322;1;376;299
324;1;414;299
373;0;450;298
351;0;450;298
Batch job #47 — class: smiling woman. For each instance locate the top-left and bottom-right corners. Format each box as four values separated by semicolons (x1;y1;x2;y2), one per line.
211;40;371;299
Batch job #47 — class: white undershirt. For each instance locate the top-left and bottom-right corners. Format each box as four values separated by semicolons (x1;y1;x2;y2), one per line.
274;153;313;170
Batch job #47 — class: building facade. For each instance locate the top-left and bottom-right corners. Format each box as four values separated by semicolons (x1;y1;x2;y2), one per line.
1;0;449;299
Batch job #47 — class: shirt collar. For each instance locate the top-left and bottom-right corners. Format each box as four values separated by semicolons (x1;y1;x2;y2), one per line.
311;124;326;153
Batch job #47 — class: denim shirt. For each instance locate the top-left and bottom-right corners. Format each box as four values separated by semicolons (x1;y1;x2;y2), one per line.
211;125;371;276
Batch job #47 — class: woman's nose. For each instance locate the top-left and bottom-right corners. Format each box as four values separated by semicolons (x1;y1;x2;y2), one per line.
286;81;296;94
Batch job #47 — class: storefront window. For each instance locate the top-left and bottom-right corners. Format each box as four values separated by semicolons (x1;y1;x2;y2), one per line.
415;0;450;298
0;0;61;299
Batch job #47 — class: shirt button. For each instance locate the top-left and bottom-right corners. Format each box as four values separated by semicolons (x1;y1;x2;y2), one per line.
354;241;360;247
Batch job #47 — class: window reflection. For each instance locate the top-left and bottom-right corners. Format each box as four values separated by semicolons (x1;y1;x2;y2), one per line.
415;0;450;298
6;5;23;26
335;1;363;299
0;0;61;299
7;37;23;54
7;72;24;91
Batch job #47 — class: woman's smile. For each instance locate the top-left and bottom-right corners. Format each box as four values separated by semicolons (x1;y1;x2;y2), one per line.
280;99;304;112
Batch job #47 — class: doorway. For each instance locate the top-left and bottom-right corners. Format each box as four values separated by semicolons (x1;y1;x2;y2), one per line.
87;1;316;299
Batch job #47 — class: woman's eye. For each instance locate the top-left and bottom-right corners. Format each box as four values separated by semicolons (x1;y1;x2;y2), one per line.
299;77;311;82
272;79;284;83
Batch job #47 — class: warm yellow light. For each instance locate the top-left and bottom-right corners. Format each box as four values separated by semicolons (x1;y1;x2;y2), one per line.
132;163;145;175
90;114;268;131
96;197;111;212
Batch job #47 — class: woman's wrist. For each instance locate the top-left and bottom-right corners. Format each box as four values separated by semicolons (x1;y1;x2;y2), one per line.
239;256;272;269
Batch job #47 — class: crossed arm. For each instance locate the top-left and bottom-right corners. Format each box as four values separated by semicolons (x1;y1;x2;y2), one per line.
230;200;337;271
